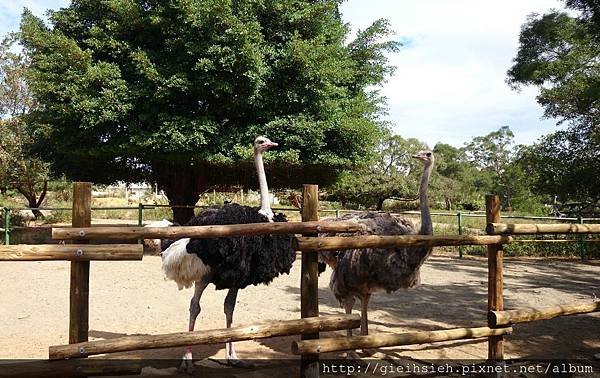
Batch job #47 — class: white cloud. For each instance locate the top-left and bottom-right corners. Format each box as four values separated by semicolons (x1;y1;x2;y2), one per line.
340;0;567;147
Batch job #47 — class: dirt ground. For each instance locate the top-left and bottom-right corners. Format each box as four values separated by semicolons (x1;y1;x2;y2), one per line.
0;253;598;375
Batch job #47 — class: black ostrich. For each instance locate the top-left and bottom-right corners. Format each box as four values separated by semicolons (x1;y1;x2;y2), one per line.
160;136;295;372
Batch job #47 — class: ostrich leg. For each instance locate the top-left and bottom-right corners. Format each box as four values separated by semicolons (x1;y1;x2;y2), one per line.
343;298;355;337
179;277;211;374
223;288;253;367
360;293;371;336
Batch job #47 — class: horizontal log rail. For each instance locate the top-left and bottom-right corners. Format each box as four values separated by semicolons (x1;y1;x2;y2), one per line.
488;301;600;327
291;326;513;354
487;223;600;235
293;235;512;252
49;314;360;360
52;221;362;241
0;244;143;261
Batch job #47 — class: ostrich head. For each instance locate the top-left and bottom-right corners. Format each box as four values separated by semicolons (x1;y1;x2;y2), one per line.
411;150;434;165
254;136;278;153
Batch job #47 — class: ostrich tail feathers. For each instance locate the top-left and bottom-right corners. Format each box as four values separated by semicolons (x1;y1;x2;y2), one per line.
160;238;210;289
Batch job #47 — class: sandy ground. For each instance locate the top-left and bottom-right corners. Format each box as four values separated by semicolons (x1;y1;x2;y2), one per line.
0;253;598;375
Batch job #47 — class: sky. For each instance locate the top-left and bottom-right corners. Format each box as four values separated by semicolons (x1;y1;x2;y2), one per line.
1;0;566;148
339;0;566;148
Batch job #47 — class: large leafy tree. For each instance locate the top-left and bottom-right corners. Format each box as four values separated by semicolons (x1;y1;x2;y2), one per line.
507;0;600;212
19;0;398;222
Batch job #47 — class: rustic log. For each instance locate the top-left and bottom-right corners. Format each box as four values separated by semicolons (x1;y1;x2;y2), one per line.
70;182;91;345
486;195;504;361
293;234;512;252
0;244;143;261
52;220;362;241
487;223;600;235
49;314;360;360
291;326;513;354
300;184;320;378
489;302;600;327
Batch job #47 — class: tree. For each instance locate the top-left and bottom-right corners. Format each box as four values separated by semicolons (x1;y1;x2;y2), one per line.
328;133;425;210
0;119;49;218
0;35;48;218
517;129;599;214
463;126;541;212
19;0;399;223
507;0;600;211
431;143;480;210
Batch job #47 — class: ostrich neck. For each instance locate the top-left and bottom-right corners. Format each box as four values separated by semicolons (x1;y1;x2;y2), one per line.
254;150;272;218
419;161;433;235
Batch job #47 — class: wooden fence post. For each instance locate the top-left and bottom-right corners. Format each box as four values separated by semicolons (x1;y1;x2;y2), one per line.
70;182;92;344
300;184;319;378
485;195;504;361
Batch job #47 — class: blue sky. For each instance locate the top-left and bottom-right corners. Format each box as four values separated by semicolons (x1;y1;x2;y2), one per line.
1;0;566;148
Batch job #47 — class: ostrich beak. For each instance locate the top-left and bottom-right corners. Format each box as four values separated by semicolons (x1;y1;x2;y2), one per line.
265;141;278;148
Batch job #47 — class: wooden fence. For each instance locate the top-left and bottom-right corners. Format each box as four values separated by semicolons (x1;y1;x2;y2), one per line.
1;184;599;377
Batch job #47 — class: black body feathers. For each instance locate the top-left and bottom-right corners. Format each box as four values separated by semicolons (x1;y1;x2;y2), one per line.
185;204;295;290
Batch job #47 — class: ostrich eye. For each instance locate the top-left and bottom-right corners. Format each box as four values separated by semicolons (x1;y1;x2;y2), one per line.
258;140;264;144
426;152;432;157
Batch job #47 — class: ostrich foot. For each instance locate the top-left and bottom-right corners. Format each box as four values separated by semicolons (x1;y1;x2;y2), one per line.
178;360;194;375
225;355;255;368
178;351;195;375
225;346;254;368
360;348;377;357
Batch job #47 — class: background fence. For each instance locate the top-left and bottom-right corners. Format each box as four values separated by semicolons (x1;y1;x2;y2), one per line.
2;205;599;259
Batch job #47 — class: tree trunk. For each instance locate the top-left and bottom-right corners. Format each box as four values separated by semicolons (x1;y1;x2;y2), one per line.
156;165;204;225
25;196;44;219
18;180;47;219
375;198;385;211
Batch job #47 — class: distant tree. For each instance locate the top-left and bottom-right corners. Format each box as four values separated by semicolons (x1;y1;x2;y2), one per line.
463;126;541;212
19;0;399;223
507;0;600;210
0;34;34;117
517;130;599;214
0;119;49;218
0;35;48;217
328;133;425;210
431;143;480;210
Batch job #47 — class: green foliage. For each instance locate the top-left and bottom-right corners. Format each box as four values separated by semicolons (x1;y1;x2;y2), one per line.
516;128;600;213
462;126;543;212
0;34;50;217
507;1;600;212
0;118;50;212
327;133;425;210
0;34;35;117
431;143;481;210
19;0;398;222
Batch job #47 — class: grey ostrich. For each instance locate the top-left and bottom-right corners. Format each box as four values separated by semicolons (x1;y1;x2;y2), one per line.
320;150;434;337
160;136;295;372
